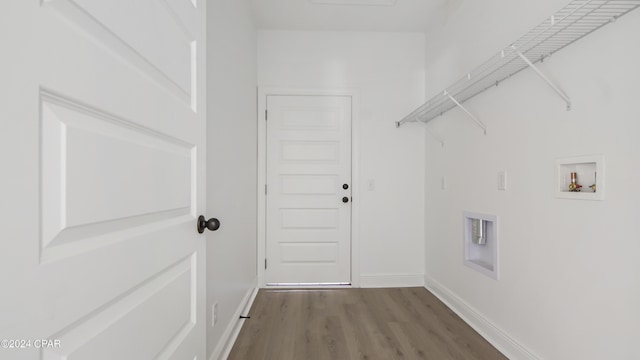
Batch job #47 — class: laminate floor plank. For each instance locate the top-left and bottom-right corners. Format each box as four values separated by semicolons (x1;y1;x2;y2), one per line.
400;288;504;360
344;299;403;359
228;287;507;360
264;292;301;360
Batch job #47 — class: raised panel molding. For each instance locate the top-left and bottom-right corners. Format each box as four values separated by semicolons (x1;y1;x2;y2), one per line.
40;90;194;262
280;243;339;263
42;0;197;109
280;141;340;162
280;208;339;229
43;255;197;360
281;107;340;131
280;174;339;195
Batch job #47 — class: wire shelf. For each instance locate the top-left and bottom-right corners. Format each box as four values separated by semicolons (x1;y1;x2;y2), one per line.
397;0;640;128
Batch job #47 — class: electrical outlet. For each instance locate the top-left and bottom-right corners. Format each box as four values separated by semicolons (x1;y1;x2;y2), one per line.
368;179;375;191
212;303;218;326
498;171;507;191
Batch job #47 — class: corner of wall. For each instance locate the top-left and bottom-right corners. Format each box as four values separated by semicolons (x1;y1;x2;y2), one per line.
205;0;258;358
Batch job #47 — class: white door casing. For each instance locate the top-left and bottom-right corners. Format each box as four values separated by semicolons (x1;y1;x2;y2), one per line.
0;1;206;359
265;95;352;285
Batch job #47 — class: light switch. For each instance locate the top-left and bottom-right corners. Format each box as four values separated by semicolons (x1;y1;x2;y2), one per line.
498;171;507;191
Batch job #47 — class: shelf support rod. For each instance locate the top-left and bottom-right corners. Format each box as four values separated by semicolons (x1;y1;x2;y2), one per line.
423;123;445;147
512;46;571;111
444;91;487;135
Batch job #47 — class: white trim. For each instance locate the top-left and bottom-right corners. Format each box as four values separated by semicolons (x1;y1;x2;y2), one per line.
263;284;353;290
309;0;397;6
424;275;541;360
209;286;259;360
359;274;425;288
257;87;361;288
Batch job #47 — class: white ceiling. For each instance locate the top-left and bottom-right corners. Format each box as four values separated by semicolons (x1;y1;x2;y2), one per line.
251;0;462;33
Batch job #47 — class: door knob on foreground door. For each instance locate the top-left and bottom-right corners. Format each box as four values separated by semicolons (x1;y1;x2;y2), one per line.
197;215;220;234
342;197;349;203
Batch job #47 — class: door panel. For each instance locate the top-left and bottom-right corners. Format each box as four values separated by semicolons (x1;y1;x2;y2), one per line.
41;95;193;257
45;0;196;106
280;208;339;229
0;1;206;359
280;243;339;263
265;95;352;285
44;256;195;360
280;141;340;162
280;174;339;195
61;0;194;94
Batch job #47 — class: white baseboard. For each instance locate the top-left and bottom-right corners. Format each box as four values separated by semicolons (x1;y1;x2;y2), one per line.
423;275;540;360
208;285;259;360
359;273;425;288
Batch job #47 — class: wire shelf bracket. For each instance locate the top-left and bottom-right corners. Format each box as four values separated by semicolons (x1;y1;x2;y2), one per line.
425;125;445;148
445;90;487;135
512;46;572;111
396;0;640;128
397;111;446;146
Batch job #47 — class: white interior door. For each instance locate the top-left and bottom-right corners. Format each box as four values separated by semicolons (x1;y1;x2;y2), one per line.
265;95;352;285
0;1;206;359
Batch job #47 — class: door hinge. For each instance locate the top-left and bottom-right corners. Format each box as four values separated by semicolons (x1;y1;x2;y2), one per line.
265;258;267;269
265;184;267;195
265;109;268;121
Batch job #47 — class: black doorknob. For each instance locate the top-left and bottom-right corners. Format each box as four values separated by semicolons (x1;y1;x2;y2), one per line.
343;184;349;190
197;215;220;234
342;197;349;203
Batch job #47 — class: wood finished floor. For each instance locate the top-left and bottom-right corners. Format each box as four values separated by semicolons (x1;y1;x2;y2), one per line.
228;287;506;360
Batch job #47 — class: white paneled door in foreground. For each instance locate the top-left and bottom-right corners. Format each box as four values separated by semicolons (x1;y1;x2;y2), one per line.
265;95;352;285
0;1;206;359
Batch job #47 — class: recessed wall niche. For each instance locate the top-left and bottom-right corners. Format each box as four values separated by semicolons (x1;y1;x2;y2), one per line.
556;155;604;201
463;211;498;280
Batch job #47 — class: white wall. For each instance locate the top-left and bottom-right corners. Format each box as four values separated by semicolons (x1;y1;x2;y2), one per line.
258;31;426;286
206;0;257;358
423;1;640;358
